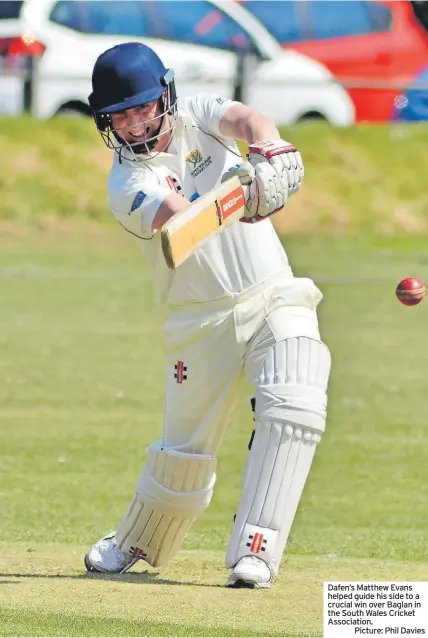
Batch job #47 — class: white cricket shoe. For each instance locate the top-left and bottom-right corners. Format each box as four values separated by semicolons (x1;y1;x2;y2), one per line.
84;532;134;574
226;556;273;589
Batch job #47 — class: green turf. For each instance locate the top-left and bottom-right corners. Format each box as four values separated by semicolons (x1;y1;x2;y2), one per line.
2;118;428;235
1;229;427;636
1;546;427;638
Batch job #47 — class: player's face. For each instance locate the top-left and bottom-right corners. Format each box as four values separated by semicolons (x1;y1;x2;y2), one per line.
110;98;171;152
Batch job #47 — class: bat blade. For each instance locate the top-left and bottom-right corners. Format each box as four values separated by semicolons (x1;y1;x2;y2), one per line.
160;177;246;270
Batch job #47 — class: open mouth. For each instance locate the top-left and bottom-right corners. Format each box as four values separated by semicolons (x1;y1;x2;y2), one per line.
125;123;153;140
129;129;148;139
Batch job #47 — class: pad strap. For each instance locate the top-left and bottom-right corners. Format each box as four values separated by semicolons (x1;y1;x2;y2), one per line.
116;441;216;566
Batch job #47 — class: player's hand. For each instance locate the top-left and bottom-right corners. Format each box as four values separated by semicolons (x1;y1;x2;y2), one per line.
221;161;287;222
247;139;304;197
244;162;288;221
221;161;255;186
221;162;258;220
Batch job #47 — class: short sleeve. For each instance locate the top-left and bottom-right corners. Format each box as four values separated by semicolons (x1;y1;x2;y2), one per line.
108;165;171;239
186;93;241;139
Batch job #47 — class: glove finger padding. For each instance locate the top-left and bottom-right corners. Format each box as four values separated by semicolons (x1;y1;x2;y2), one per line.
269;152;303;196
247;139;304;197
244;162;288;220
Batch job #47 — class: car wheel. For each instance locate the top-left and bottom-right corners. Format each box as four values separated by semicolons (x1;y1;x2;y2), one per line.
55;102;91;118
297;111;328;124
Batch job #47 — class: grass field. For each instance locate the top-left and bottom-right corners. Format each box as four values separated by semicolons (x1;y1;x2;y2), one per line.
2;117;428;235
1;226;428;637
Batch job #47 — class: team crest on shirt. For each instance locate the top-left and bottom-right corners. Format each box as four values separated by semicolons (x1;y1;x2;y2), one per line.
186;149;203;167
186;149;212;178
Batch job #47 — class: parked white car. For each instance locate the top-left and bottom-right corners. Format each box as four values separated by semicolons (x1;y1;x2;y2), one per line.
0;0;355;125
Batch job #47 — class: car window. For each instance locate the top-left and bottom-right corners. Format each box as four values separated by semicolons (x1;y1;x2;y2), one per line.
0;1;23;19
240;0;303;44
413;0;428;34
141;1;253;52
306;1;392;39
50;0;148;36
50;1;85;31
369;2;393;31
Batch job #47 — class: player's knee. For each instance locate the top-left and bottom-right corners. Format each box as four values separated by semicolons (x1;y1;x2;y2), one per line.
255;336;331;435
137;441;217;516
116;442;216;566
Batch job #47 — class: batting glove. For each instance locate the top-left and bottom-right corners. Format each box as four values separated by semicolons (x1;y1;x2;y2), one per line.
222;160;287;222
247;139;304;197
221;161;255;187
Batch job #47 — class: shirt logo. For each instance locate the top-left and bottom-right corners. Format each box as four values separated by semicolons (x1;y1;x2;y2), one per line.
186;149;213;178
130;191;146;212
186;149;203;168
166;175;182;193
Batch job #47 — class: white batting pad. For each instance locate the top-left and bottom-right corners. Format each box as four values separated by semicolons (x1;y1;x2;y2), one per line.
226;337;331;576
116;441;216;567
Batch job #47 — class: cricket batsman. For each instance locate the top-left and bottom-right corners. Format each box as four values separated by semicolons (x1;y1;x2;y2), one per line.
84;42;331;589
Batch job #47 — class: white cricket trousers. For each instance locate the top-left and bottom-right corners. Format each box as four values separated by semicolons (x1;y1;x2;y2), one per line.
161;273;323;455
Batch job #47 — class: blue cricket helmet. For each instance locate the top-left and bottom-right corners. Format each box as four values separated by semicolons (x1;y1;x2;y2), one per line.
88;41;178;158
88;41;175;114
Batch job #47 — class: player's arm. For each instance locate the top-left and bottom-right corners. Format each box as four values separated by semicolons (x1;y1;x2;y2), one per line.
152;105;277;228
218;103;280;144
108;169;189;238
151;192;189;230
219;102;304;220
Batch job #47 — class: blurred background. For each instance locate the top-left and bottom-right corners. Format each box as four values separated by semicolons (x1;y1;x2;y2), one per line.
3;0;428;123
2;2;428;636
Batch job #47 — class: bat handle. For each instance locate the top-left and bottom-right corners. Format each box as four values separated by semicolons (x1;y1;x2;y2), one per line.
221;172;250;203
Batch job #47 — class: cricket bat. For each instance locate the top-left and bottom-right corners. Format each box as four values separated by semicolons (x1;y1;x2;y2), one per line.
160;177;248;270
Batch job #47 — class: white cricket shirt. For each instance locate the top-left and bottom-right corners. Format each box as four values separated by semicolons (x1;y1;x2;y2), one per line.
108;94;293;306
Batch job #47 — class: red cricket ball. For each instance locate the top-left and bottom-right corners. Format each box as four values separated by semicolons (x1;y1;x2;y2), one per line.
395;277;426;306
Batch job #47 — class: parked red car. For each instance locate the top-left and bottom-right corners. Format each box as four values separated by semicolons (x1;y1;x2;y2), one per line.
238;0;428;122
